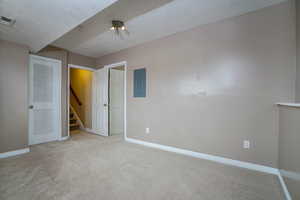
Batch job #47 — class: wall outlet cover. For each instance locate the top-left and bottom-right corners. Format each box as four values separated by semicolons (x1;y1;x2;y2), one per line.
146;128;150;134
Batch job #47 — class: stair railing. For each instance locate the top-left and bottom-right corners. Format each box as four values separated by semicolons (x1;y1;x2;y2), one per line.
69;104;84;129
70;86;82;106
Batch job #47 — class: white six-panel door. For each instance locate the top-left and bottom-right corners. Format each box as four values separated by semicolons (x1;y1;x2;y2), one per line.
29;55;61;145
92;67;109;136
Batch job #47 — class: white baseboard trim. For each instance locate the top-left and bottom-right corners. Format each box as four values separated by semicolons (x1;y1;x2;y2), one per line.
278;172;292;200
125;137;294;199
59;136;69;141
0;148;30;159
280;169;300;181
125;137;278;175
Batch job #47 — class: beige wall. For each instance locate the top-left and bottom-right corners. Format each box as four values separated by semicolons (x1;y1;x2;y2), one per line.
70;68;93;128
97;2;296;167
278;106;300;199
69;52;96;68
0;40;29;153
37;46;96;137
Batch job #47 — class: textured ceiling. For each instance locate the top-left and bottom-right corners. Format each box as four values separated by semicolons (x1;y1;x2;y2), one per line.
0;0;118;51
52;0;287;58
0;0;287;55
52;0;173;50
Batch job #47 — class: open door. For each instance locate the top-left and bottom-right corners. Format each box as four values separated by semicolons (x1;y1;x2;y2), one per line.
28;55;61;145
92;67;109;136
109;68;124;135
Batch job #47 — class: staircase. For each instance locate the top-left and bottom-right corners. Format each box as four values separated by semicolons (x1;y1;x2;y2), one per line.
69;108;81;131
69;86;83;132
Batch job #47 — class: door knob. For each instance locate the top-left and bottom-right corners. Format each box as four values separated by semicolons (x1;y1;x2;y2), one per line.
29;105;34;109
104;104;108;107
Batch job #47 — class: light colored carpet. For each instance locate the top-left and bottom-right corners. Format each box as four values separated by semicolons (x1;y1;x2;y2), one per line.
0;131;285;200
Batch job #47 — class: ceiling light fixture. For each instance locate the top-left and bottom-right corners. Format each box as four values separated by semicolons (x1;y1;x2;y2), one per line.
0;16;16;27
110;20;129;39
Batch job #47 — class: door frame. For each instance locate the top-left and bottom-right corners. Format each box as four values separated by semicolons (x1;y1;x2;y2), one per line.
68;62;127;139
28;54;62;145
67;64;96;138
104;61;127;140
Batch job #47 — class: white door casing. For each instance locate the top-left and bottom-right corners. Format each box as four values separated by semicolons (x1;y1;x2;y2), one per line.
28;55;61;145
109;69;124;135
67;64;95;137
92;67;109;136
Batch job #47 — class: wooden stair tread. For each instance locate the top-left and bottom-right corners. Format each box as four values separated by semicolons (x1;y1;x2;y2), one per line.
69;107;81;131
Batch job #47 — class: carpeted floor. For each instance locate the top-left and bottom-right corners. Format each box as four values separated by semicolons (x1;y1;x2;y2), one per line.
0;131;285;200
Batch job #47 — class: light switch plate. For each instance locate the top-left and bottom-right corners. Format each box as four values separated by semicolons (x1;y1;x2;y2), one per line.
243;140;250;149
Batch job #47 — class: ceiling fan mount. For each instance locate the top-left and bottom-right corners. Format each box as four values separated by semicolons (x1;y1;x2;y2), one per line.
110;20;129;39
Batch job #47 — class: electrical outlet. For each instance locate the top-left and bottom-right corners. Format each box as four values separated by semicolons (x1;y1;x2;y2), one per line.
243;140;250;149
146;128;150;134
